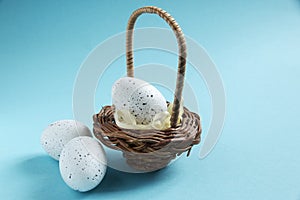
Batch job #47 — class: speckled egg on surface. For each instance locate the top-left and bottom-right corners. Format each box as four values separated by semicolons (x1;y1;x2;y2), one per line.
59;136;107;192
112;77;167;125
40;120;92;160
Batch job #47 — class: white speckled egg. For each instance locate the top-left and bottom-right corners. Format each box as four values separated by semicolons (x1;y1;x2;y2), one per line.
40;120;92;160
59;136;107;192
112;77;167;125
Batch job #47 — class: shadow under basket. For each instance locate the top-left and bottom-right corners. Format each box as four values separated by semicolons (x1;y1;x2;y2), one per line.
93;6;202;172
93;105;202;172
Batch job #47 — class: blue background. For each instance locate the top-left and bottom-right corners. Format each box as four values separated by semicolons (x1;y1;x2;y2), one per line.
1;0;300;199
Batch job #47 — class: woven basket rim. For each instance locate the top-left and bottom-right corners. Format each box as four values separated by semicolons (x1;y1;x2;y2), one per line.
93;104;201;155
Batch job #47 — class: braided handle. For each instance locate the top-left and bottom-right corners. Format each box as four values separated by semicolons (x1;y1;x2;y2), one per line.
126;6;187;128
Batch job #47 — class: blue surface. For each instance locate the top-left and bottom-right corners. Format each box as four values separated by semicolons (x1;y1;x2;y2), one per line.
1;0;300;199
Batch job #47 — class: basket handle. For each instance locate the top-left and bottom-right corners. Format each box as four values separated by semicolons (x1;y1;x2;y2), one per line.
126;6;187;128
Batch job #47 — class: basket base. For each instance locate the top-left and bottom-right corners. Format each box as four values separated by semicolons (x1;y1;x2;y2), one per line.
123;152;176;172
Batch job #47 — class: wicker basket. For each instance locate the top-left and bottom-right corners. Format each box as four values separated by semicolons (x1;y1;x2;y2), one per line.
93;6;202;172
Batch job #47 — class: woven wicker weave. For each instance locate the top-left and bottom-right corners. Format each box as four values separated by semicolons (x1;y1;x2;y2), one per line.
93;6;202;172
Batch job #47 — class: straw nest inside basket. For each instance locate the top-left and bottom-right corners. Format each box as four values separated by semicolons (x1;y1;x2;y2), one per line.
93;104;202;171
